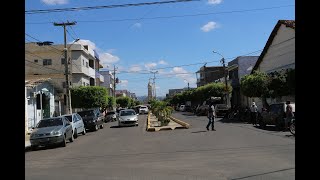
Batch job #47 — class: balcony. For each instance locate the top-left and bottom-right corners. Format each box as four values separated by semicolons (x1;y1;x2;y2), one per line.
88;68;95;78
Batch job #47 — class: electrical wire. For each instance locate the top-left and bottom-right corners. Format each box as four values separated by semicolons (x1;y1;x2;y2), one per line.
26;5;294;24
25;0;199;14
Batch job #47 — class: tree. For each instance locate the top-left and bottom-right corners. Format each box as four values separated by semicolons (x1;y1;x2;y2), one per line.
150;100;173;126
241;71;270;98
71;86;108;109
116;97;132;108
107;96;116;109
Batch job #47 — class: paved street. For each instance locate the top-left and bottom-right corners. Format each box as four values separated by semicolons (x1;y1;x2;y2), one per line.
25;112;295;180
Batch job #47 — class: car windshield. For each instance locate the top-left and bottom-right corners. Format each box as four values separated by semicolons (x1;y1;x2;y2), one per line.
216;104;228;109
37;118;63;128
64;115;72;122
140;107;147;109
106;112;115;115
78;111;94;117
120;111;135;116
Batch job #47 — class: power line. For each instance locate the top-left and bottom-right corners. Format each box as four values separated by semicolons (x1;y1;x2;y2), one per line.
26;0;199;14
26;5;294;24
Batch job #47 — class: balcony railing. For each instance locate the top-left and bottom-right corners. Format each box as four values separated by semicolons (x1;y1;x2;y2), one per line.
95;70;104;82
88;68;96;78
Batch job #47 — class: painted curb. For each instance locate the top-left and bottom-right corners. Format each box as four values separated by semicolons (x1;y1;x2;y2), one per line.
169;116;190;129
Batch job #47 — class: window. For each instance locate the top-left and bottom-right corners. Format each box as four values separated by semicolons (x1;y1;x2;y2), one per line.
34;59;38;63
43;59;52;66
83;82;85;86
86;62;89;68
61;58;65;64
83;59;84;66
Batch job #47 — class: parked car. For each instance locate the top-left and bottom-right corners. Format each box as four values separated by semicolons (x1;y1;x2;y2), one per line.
259;102;295;130
117;109;139;127
62;113;86;138
215;104;229;117
139;105;149;114
105;111;117;122
77;109;104;131
30;117;74;150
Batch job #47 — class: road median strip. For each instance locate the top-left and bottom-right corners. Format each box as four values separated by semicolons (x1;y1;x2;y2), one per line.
169;116;190;129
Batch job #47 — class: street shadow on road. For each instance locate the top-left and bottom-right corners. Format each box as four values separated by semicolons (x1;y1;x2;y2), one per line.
254;125;282;132
110;126;135;128
191;130;207;133
25;143;71;153
219;118;249;124
182;113;196;116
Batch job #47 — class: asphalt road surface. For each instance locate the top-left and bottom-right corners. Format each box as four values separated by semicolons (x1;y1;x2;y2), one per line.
25;112;295;180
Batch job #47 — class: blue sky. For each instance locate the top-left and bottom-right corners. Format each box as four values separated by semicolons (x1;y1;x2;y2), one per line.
25;0;295;97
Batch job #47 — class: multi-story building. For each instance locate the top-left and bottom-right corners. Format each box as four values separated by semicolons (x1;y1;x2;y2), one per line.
26;42;104;89
25;42;104;114
196;66;225;87
100;70;115;97
227;56;259;108
148;82;153;101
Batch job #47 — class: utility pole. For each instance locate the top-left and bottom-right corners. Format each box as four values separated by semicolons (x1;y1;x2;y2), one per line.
150;71;158;100
113;65;116;98
54;21;76;114
213;51;228;105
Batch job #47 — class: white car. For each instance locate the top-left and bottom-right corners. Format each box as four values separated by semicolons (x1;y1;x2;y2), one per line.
139;106;149;114
179;105;186;112
118;109;139;127
62;113;86;138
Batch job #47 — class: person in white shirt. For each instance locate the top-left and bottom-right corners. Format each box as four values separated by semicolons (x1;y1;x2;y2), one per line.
250;102;258;126
206;103;216;131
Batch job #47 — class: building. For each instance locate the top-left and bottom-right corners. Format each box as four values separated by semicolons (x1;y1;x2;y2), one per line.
25;78;63;134
227;56;259;108
25;42;104;113
251;20;295;110
100;70;115;97
115;90;130;97
196;66;225;87
167;88;184;98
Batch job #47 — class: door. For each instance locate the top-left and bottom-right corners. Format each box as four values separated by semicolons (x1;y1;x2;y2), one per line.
76;114;85;132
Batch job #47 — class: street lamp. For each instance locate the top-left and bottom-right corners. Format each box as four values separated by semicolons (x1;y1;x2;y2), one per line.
212;50;229;105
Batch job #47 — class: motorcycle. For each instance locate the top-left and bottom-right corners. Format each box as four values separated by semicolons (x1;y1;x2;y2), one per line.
289;118;295;136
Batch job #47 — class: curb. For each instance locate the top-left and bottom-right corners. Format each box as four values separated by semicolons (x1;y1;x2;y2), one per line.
169;116;190;129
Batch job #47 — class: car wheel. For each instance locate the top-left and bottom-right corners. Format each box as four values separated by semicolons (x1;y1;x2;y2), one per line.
69;132;74;142
82;128;86;135
100;124;104;129
94;124;98;131
61;135;66;147
289;122;295;136
73;129;78;139
136;124;138;126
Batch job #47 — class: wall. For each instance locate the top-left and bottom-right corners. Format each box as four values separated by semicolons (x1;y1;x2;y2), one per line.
258;24;295;73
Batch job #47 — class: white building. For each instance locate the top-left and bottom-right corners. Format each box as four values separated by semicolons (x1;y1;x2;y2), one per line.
250;20;295;110
25;78;63;134
100;70;115;97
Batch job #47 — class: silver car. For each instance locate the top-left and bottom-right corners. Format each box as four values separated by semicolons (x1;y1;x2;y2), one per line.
30;117;74;150
117;109;139;127
62;113;86;138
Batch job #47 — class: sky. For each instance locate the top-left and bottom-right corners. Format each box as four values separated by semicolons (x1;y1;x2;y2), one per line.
25;0;295;97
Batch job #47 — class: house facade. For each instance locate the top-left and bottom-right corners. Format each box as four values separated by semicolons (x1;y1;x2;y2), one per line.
250;20;295;110
25;78;63;134
196;66;225;87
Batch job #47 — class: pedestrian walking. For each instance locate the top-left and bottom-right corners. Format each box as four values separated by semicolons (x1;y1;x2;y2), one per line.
206;103;216;131
250;102;258;126
284;101;294;131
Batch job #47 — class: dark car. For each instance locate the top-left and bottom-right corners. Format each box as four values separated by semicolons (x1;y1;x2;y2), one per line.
259;102;295;130
77;109;104;131
215;104;229;117
105;111;117;122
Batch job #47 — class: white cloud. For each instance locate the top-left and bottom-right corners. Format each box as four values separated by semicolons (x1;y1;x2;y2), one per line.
144;62;157;70
129;65;142;72
207;0;223;5
119;80;128;87
41;0;69;5
171;67;197;85
133;23;142;28
201;21;219;32
107;49;116;53
158;60;168;65
99;53;120;68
